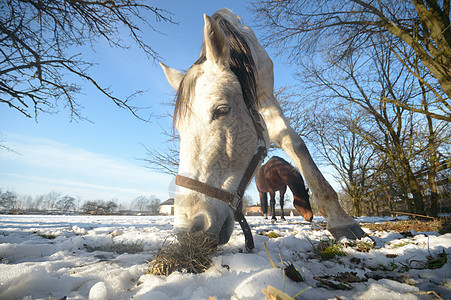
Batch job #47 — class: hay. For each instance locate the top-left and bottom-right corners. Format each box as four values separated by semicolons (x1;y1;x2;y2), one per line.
148;232;218;276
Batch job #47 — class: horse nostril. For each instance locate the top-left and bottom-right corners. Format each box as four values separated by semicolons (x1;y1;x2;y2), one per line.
190;214;208;233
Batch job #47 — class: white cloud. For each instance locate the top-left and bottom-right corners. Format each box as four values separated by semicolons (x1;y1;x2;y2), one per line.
0;133;174;202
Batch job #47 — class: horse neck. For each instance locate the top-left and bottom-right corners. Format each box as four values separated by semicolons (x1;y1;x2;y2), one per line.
285;171;308;198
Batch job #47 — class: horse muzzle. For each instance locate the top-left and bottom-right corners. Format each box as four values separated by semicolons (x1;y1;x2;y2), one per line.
173;195;234;245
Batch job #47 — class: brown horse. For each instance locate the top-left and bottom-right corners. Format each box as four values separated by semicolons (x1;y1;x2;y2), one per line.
255;156;313;222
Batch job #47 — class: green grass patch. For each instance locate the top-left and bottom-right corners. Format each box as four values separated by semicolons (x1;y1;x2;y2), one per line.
316;240;346;260
389;241;410;249
425;249;447;270
265;232;280;239
343;239;375;252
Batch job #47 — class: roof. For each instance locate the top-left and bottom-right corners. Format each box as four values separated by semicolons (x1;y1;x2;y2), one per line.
160;198;174;206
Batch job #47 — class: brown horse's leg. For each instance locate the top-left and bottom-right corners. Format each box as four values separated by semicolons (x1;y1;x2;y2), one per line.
279;185;287;221
259;191;268;219
269;192;276;222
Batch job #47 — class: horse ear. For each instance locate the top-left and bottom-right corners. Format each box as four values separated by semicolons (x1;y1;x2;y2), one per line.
203;14;229;66
159;62;185;91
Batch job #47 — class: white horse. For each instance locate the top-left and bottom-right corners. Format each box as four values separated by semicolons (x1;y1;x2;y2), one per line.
160;8;365;246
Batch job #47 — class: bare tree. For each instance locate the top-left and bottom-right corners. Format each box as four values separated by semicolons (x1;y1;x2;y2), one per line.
34;194;45;210
82;200;99;213
0;190;17;210
81;199;118;213
55;195;76;212
43;191;62;210
105;200;118;213
250;0;451;121
131;195;150;212
1;0;175;120
415;71;451;215
142;128;180;175
306;108;379;216
146;196;161;215
301;36;430;214
242;193;255;212
251;0;451;215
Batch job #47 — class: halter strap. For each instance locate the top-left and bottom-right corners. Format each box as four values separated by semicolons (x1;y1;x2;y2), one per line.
175;175;239;210
175;145;266;213
175;108;267;251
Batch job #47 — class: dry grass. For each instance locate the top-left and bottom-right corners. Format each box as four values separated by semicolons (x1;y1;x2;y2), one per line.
148;232;218;276
36;232;58;240
360;217;450;234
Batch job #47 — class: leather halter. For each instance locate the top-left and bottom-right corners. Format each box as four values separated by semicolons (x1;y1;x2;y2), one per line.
175;108;267;251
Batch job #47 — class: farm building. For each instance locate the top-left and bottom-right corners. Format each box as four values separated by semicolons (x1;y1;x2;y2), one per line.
245;205;263;216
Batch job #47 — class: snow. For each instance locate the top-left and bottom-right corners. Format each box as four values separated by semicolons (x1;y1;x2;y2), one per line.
0;214;449;299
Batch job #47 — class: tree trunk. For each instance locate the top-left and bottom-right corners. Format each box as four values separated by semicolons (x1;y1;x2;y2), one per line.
389;125;425;215
428;177;439;216
385;187;393;216
424;82;440;217
352;196;361;217
407;175;425;214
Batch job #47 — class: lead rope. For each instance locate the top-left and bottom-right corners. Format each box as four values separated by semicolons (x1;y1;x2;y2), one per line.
237;212;254;251
235;109;267;251
233;143;267;251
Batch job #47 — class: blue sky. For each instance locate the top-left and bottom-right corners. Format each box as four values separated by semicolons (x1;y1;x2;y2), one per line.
0;1;335;206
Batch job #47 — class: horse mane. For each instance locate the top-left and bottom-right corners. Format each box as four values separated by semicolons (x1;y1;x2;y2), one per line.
279;158;304;184
270;156;296;174
273;156;309;196
174;12;257;125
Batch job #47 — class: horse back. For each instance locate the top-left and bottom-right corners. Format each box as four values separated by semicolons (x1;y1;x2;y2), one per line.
256;156;293;193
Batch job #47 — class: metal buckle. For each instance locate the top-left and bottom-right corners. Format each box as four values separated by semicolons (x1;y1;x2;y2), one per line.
229;194;242;211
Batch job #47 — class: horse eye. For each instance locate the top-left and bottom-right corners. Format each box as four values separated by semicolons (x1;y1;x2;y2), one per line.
213;105;230;120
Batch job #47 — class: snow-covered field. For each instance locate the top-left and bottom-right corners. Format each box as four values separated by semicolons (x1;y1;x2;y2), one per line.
0;214;449;299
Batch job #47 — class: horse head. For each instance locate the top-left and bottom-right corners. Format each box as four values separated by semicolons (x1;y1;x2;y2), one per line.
294;185;313;222
161;11;267;245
